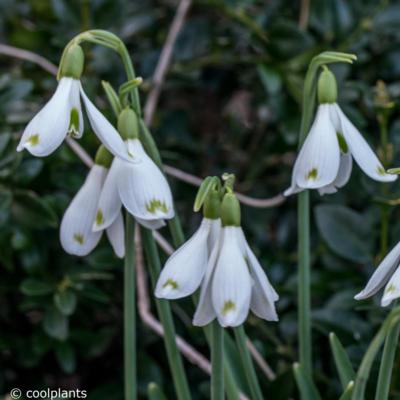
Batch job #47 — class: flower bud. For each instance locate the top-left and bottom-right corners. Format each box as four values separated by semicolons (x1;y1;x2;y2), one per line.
203;189;221;220
58;44;85;79
94;145;113;168
317;67;337;104
221;192;240;227
118;108;139;140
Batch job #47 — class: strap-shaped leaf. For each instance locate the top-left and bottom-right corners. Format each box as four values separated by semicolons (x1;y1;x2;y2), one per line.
293;363;322;400
329;332;355;389
339;381;354;400
147;383;167;400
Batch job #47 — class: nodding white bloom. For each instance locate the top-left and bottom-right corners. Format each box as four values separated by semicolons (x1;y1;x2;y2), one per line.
60;163;125;258
155;191;278;328
155;217;221;299
285;69;396;197
93;138;174;231
17;45;132;162
355;241;400;307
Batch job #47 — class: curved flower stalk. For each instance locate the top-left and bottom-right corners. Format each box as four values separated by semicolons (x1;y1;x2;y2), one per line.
93;108;174;231
155;176;278;328
17;44;133;162
285;67;396;197
60;145;125;257
355;241;400;306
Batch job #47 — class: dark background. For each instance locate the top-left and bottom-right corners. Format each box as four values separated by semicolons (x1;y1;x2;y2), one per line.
1;0;400;399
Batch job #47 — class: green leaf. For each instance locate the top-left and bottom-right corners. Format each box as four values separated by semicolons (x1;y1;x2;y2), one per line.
12;190;58;229
54;342;76;374
0;189;12;226
258;64;282;94
293;363;322;400
329;332;355;389
54;290;77;316
43;307;69;340
148;383;167;400
315;204;372;263
20;279;53;296
339;381;354;400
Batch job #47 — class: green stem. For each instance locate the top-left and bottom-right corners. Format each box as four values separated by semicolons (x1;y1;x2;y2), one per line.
298;190;311;376
141;228;191;400
375;314;400;400
124;213;136;400
234;326;263;400
211;322;224;400
296;52;356;381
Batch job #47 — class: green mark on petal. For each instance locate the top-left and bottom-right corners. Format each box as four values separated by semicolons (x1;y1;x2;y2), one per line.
337;133;348;153
162;278;179;290
385;284;396;294
68;107;80;137
222;300;236;315
306;168;318;181
73;233;85;245
377;166;386;176
95;209;104;226
28;134;40;146
146;199;168;214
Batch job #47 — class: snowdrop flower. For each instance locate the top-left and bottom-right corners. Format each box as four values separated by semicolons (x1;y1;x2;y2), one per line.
17;44;132;162
92;108;174;231
285;67;396;196
60;146;125;257
355;241;400;307
155;185;278;328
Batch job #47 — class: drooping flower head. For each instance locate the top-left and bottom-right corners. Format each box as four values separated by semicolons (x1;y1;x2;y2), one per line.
155;174;278;328
60;145;125;257
17;44;133;162
92;108;174;231
285;67;397;196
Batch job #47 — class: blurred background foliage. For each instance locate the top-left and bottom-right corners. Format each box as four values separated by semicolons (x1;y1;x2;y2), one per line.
1;0;400;399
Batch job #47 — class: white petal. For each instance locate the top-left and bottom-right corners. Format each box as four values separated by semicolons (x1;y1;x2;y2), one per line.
193;219;222;327
212;227;252;327
155;219;212;299
93;160;122;231
283;183;304;197
68;79;84;138
79;85;136;163
136;217;166;230
60;165;106;256
381;266;400;306
106;212;125;258
17;77;74;156
237;229;279;321
333;104;396;182
355;241;400;300
318;152;353;195
291;104;340;189
117;139;174;221
207;218;222;252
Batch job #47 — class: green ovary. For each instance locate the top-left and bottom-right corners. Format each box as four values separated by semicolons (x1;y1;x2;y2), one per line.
146;199;168;215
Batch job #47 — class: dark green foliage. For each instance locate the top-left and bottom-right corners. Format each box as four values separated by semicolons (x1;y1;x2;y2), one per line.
1;0;400;399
